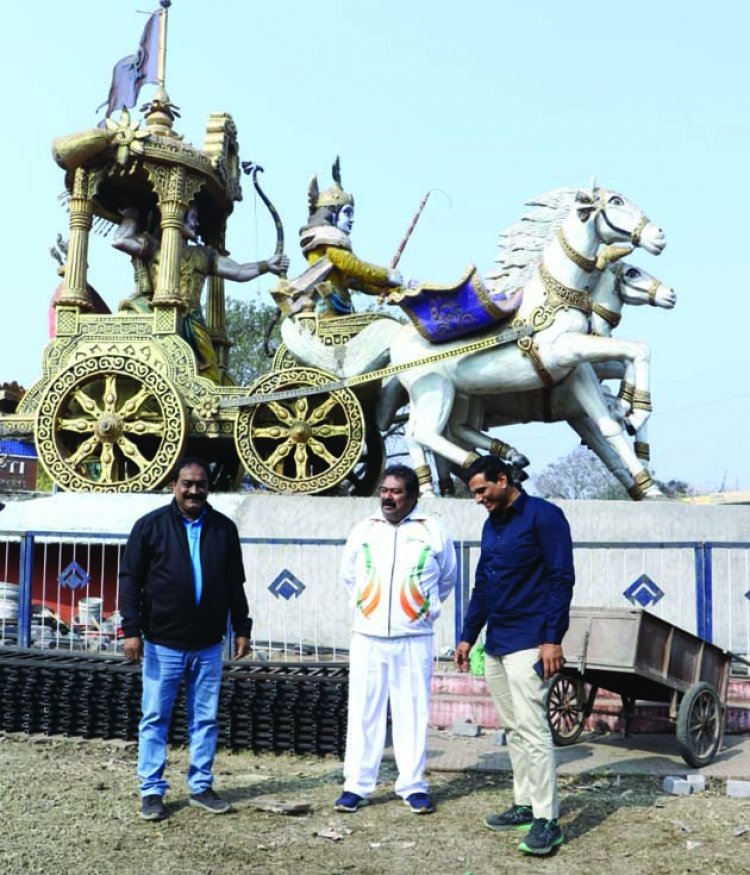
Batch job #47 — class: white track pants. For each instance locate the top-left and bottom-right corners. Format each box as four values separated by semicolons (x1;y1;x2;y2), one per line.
484;647;559;820
343;632;433;799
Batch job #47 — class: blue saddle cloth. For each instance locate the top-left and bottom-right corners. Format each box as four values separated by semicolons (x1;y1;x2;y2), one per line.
389;266;522;343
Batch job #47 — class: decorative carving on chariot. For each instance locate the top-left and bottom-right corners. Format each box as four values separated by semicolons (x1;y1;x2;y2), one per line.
0;4;676;500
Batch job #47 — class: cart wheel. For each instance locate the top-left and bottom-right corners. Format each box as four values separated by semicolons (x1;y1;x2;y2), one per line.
676;681;724;768
234;367;365;494
35;356;187;492
546;672;587;746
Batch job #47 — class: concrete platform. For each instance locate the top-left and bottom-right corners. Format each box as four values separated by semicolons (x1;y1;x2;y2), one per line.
421;729;750;779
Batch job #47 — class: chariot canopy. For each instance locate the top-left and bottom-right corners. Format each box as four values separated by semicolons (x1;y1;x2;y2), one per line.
51;92;244;316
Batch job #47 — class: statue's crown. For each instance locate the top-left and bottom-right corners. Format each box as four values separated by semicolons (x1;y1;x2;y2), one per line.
308;156;354;213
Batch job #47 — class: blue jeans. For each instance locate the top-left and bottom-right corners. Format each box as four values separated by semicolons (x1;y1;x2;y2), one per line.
138;640;223;798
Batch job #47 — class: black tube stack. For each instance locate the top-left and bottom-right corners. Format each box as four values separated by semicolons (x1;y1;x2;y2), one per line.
0;648;348;757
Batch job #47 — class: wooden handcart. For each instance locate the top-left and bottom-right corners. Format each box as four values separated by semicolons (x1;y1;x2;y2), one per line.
546;607;734;767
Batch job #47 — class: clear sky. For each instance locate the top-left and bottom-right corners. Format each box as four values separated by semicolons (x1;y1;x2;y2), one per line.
2;1;748;492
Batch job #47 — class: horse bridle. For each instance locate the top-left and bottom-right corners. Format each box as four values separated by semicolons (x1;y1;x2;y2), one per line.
596;193;650;247
556;227;597;273
613;263;662;307
558;191;649;274
589;263;663;334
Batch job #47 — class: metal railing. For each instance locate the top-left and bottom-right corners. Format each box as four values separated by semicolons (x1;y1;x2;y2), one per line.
1;530;749;661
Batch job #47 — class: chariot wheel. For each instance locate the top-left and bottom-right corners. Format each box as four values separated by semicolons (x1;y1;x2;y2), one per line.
546;672;588;746
234;367;365;494
676;681;724;768
35;356;187;492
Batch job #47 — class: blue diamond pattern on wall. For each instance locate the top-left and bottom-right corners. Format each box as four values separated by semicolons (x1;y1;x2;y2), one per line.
268;569;306;601
623;573;664;608
58;561;91;590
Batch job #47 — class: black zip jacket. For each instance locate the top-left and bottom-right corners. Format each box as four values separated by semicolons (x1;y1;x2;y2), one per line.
119;499;251;649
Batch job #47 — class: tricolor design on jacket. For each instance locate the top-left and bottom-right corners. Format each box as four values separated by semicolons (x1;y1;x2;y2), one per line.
341;509;457;638
357;543;382;618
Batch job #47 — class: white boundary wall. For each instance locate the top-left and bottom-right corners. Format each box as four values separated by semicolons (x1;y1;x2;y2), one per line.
2;494;749;658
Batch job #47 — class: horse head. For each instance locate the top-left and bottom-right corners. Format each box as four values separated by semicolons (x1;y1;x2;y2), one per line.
590;261;676;336
575;187;666;256
615;263;677;309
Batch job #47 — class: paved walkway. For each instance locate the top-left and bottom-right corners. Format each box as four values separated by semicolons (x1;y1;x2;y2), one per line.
421;729;750;779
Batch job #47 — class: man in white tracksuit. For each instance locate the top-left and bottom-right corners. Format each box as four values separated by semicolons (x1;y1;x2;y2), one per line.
335;464;457;815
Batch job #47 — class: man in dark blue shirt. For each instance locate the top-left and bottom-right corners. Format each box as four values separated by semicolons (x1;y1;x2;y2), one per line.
455;456;574;857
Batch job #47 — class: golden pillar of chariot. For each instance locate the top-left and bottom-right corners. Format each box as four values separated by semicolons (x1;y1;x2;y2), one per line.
36;89;245;493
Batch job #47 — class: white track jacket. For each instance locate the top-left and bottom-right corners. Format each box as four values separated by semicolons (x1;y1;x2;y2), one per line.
341;508;457;638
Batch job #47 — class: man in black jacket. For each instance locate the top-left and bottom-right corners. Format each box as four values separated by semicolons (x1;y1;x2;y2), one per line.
120;457;251;821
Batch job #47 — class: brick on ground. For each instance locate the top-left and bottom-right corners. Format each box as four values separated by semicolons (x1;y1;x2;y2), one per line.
451;719;482;737
662;776;691;795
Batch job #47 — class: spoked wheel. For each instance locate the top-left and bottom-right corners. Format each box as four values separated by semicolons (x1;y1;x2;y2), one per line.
35;356;187;492
676;681;724;767
546;672;588;746
234;367;365;494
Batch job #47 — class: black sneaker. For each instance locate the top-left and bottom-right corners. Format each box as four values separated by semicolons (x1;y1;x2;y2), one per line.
140;794;166;821
518;818;564;855
188;788;232;814
484;804;533;831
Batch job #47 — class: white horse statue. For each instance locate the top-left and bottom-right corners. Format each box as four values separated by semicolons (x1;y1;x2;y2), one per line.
432;260;676;497
389;184;666;498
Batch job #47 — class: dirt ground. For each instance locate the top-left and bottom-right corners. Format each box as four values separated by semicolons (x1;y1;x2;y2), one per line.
1;733;749;875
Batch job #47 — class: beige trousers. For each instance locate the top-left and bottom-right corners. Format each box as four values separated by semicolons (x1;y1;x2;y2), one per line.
484;647;559;820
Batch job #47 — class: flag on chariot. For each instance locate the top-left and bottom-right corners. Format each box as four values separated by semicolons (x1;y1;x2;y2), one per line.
96;10;160;124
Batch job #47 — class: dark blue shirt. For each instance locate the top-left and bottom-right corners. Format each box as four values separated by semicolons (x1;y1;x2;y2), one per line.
460;491;575;656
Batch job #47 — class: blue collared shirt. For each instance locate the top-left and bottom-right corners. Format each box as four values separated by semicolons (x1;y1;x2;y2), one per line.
182;512;205;605
460;491;575;656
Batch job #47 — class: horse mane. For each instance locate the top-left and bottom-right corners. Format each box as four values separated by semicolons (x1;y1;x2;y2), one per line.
487;187;579;294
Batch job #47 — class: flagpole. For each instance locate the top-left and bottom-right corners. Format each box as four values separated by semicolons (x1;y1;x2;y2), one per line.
158;0;171;86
